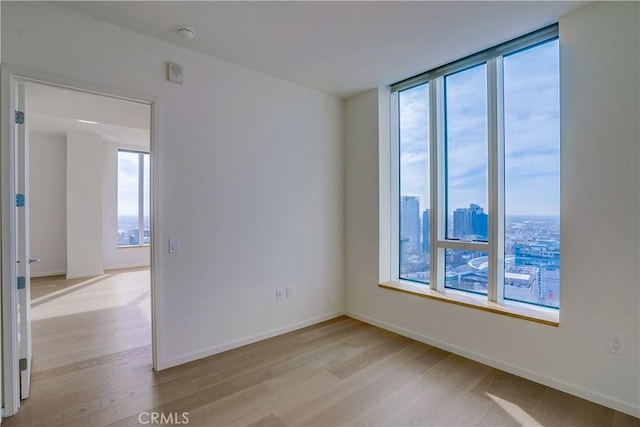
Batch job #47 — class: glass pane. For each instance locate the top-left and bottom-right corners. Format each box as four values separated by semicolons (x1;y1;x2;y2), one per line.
445;64;488;241
444;249;488;295
143;153;151;244
117;151;140;246
399;83;430;284
504;39;560;308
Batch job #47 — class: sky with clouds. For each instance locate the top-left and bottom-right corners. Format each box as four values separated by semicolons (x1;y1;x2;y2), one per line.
399;39;559;219
117;151;150;218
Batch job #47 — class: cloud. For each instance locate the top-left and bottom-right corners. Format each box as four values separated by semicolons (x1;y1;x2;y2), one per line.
117;152;142;216
399;38;559;217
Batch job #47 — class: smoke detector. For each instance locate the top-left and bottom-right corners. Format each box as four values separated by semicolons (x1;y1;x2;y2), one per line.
177;27;195;40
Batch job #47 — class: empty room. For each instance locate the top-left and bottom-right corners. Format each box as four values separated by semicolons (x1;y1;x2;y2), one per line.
0;1;638;426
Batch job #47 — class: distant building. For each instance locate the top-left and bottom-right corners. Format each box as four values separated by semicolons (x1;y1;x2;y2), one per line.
470;204;488;240
400;196;421;256
514;240;560;270
504;264;540;303
128;229;140;245
453;203;488;240
453;208;470;239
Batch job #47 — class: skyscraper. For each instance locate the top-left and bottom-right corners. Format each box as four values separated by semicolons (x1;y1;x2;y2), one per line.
453;208;471;239
453;204;488;240
400;196;420;255
470;204;488;240
422;208;430;253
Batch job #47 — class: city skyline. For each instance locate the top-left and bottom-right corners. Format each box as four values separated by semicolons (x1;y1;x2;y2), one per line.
399;201;560;308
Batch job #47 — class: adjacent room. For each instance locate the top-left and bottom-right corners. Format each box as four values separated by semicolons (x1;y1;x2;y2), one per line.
25;82;152;380
0;1;638;426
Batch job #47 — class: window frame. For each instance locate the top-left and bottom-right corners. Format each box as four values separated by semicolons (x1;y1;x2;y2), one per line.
383;24;559;325
117;148;150;248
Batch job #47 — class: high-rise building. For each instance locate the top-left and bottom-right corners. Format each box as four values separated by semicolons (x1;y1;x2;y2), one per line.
453;208;471;239
470;204;488;240
400;196;420;255
422;208;430;253
453;204;488;240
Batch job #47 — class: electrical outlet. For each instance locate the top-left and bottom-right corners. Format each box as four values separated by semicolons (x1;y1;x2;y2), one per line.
286;287;293;299
608;334;624;355
276;288;285;302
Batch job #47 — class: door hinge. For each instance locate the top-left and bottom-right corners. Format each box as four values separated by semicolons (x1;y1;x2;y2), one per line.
17;277;26;290
19;358;27;371
16;194;25;207
15;111;25;125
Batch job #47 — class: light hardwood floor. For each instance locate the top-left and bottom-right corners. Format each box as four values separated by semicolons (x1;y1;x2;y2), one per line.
4;270;639;426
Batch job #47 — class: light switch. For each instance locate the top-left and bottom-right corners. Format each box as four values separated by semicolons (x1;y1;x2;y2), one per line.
169;239;181;254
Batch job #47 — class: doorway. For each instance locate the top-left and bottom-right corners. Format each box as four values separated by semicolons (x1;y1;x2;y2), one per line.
1;71;158;417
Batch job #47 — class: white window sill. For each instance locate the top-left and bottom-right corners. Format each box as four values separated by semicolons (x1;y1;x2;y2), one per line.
379;281;559;327
117;244;150;249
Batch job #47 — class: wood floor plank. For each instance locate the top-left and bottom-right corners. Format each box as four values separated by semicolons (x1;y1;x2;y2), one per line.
428;389;496;426
285;345;431;426
346;354;492;426
82;321;379;426
4;269;638;427
564;398;616;427
17;347;152;419
413;345;451;367
479;370;547;411
134;331;417;427
327;331;416;379
183;367;340;426
613;411;640;427
526;387;579;426
246;413;286;427
274;341;425;420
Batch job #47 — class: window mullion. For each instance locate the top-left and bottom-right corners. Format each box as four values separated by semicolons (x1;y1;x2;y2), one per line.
389;92;400;282
435;240;487;251
487;57;505;303
430;77;445;291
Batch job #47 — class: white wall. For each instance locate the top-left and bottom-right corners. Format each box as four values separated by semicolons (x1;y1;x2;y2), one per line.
102;140;150;270
66;131;104;279
1;2;344;368
29;133;67;277
345;2;639;417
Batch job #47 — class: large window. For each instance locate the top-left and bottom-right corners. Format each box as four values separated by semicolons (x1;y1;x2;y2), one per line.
117;150;150;247
395;25;560;310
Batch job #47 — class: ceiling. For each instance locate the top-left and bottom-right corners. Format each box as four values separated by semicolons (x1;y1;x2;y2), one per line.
57;1;587;99
26;82;150;147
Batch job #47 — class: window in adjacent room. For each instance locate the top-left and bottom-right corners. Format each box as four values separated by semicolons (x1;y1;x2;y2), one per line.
117;149;150;247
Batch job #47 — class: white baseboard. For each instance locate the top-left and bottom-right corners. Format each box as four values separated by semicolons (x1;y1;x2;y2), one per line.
31;270;66;278
66;270;105;280
156;310;346;371
346;310;640;419
103;263;150;271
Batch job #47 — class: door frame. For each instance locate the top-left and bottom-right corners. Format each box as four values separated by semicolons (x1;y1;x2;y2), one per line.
0;65;160;417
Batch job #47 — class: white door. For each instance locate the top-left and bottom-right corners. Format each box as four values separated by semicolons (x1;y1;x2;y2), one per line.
15;82;32;400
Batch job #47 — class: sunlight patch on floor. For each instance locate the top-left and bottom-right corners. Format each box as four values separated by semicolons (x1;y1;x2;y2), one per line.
31;275;108;305
485;392;542;426
31;271;150;321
